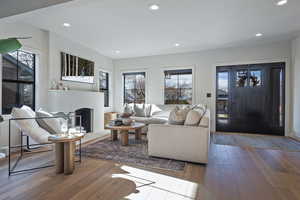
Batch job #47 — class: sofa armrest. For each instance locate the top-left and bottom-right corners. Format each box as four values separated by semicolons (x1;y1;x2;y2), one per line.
148;123;210;163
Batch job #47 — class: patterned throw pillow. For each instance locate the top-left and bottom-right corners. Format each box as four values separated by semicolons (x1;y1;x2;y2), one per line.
184;110;202;126
168;106;191;125
36;109;62;135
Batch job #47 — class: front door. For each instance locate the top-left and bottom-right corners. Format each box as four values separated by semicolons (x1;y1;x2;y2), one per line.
216;62;285;136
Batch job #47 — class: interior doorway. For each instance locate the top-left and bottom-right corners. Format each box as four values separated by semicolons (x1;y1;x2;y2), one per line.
216;62;285;136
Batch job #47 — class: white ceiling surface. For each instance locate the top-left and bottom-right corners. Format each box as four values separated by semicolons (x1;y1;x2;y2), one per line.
0;0;73;19
8;0;300;59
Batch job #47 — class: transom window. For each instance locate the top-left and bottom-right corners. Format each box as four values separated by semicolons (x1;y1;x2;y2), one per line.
99;71;109;107
123;72;145;104
2;50;36;114
164;69;193;104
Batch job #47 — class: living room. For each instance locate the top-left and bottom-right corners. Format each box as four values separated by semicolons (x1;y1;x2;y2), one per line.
1;0;300;199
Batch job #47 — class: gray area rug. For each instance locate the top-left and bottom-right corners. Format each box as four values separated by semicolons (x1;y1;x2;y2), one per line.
213;133;300;151
81;134;186;171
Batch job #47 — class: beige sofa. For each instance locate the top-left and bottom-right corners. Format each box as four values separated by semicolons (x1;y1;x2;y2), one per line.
124;104;210;164
148;109;210;164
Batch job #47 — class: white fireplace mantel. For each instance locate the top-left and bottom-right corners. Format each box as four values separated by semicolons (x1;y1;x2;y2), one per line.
48;90;104;134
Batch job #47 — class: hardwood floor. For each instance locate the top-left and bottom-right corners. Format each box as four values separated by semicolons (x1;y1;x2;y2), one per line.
1;138;300;200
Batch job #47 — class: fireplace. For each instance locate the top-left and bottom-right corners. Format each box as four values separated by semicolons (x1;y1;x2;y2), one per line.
75;108;93;133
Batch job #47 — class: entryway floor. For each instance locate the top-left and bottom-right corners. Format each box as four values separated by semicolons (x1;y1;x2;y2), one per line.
213;132;300;151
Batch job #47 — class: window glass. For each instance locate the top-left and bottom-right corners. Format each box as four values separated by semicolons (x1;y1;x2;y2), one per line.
2;50;35;114
123;72;145;104
164;69;192;104
250;70;262;87
99;71;109;107
236;70;248;87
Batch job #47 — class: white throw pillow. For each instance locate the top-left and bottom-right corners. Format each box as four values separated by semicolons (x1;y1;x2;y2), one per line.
21;105;36;117
36;109;62;135
11;107;51;143
150;104;162;116
134;104;147;117
168;106;191;125
184;110;202;126
124;103;134;114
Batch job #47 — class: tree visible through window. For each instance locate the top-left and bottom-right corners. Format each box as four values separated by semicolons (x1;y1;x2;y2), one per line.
123;72;145;104
99;71;109;107
2;50;36;114
164;69;192;104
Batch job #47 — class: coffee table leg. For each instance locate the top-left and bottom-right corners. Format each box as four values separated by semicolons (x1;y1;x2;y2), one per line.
55;143;64;174
121;130;129;146
64;141;75;175
135;128;141;140
111;130;118;141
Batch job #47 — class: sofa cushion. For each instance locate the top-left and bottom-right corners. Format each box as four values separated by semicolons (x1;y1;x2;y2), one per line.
134;104;152;117
150;104;162;116
131;116;151;124
168;106;191;125
36;109;62;135
124;103;134;114
11;107;51;143
184;110;202;126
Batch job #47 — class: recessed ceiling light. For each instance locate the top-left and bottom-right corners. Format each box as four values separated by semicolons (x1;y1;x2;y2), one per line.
276;0;288;6
174;43;180;47
63;23;71;27
114;50;120;54
255;33;263;37
149;4;160;10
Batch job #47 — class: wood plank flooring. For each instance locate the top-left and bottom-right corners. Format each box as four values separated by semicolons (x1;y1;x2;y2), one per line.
1;136;300;200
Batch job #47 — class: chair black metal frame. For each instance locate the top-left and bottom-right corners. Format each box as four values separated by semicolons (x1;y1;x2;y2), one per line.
8;114;83;176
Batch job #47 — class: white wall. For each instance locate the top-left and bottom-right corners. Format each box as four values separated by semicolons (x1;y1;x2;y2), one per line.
0;22;50;150
291;36;300;138
48;32;114;112
0;22;114;151
113;41;292;134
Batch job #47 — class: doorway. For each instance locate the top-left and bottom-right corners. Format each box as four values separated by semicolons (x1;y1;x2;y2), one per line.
216;62;285;136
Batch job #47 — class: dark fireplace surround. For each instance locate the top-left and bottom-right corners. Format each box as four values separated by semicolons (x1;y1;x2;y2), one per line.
75;108;93;133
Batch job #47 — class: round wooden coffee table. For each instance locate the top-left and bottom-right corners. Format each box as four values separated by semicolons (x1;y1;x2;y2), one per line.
48;133;84;175
105;122;146;146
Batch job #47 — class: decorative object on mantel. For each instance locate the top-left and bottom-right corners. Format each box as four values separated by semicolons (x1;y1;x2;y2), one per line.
51;80;58;90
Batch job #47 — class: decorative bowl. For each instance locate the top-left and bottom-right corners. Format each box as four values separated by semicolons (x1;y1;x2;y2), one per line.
122;118;133;126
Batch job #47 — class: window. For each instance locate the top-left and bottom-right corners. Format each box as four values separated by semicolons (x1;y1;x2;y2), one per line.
2;50;36;114
164;69;192;104
216;71;229;123
249;70;262;87
123;72;145;104
236;70;248;87
99;71;109;107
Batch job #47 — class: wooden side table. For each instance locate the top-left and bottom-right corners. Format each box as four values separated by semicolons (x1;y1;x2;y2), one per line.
48;133;84;175
104;112;118;128
105;122;146;146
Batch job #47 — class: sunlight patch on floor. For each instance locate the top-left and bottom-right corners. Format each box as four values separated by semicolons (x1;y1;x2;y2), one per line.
112;165;198;200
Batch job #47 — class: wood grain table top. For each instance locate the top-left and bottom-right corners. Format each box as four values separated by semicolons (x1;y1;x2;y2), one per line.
48;133;84;143
105;122;146;131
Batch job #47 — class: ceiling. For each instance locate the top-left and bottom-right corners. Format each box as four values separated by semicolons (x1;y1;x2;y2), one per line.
6;0;300;59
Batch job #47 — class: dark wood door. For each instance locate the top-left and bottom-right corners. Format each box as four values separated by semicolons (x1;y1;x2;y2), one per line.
216;62;285;135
